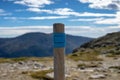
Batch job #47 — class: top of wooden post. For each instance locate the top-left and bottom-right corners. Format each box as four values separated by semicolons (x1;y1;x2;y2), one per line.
53;23;64;33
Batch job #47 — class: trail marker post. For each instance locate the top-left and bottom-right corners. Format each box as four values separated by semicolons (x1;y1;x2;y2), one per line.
53;23;65;80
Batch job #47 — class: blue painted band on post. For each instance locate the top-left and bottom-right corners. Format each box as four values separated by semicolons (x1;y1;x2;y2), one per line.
53;33;66;48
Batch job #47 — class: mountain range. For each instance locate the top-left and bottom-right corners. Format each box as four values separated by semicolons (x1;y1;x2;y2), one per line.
0;32;92;58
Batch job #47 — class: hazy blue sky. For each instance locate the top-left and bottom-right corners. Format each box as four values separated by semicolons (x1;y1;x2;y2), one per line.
0;0;120;38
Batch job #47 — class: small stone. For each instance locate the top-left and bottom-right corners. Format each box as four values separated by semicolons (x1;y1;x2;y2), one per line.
1;73;7;77
46;72;54;78
117;70;120;73
89;74;106;79
79;68;94;72
18;61;24;65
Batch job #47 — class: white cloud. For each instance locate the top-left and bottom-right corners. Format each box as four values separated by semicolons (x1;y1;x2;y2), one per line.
79;0;120;10
0;9;11;16
28;16;68;20
14;0;54;8
27;8;116;17
0;9;5;16
27;8;41;12
0;25;120;38
0;26;52;38
66;25;120;37
52;8;80;16
95;11;120;25
0;9;4;13
70;18;103;21
109;26;120;28
27;7;52;13
3;16;68;20
27;8;77;15
78;12;115;17
4;17;17;20
7;0;54;15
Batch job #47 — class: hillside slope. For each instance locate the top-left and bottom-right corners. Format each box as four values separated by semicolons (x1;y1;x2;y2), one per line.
73;31;120;55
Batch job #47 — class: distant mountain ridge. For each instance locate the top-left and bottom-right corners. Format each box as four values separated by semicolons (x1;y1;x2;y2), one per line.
0;32;92;58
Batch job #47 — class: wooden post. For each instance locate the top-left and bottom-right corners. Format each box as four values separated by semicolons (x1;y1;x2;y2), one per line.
53;23;65;80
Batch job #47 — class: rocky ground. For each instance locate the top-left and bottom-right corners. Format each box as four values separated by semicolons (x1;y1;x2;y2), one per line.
0;55;120;80
66;55;120;80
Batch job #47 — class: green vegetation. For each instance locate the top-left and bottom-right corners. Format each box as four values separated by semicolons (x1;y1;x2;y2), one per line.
11;57;29;62
0;57;31;63
106;51;120;57
0;57;53;63
109;66;120;70
77;63;87;68
106;53;118;57
77;63;99;68
68;51;102;61
0;58;11;63
69;45;120;61
30;69;53;80
22;69;53;80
